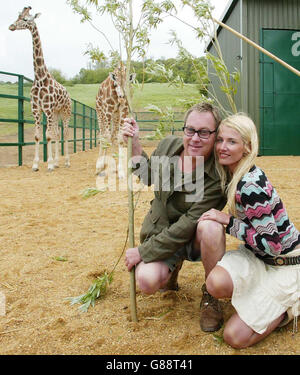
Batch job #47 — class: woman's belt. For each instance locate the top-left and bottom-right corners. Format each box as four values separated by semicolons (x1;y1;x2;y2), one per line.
263;255;300;266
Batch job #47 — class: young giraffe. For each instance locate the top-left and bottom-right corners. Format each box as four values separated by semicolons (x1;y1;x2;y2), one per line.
9;7;71;171
95;63;135;178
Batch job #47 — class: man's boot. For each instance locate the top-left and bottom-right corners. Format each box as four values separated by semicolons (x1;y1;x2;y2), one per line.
160;260;183;291
200;283;224;332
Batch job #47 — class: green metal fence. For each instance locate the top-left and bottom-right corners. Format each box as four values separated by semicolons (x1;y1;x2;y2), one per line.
0;71;98;166
0;71;186;167
133;111;185;135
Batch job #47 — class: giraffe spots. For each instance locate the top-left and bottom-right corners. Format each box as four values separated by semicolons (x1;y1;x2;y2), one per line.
39;88;48;99
31;101;38;110
31;87;39;97
36;68;45;79
36;57;43;67
106;98;114;106
106;86;111;98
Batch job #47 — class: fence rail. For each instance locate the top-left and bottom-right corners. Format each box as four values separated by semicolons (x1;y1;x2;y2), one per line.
0;71;185;167
0;71;98;166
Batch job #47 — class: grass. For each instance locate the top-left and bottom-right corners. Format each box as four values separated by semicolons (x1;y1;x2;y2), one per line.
0;82;199;137
132;82;199;111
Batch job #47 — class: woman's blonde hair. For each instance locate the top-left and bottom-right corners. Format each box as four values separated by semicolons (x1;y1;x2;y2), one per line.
215;113;259;216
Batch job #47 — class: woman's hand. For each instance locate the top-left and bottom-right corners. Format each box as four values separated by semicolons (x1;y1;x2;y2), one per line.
198;208;231;225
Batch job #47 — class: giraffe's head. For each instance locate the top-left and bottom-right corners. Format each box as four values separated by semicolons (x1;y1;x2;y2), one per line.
109;64;136;99
9;6;41;31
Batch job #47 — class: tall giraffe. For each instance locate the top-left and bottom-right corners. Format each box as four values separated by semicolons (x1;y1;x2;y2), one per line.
95;63;135;178
9;7;71;171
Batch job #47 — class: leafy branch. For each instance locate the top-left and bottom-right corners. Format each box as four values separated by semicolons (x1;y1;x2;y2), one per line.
142;0;240;116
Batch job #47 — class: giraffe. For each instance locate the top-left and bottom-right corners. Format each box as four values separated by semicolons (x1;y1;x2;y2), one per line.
9;7;72;172
95;63;135;178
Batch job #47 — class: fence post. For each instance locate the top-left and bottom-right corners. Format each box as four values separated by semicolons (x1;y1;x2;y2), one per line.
17;75;24;166
61;120;64;156
82;105;86;151
73;101;77;153
94;111;98;147
89;107;93;149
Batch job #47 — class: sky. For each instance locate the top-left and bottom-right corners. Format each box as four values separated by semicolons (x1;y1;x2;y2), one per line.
0;1;229;82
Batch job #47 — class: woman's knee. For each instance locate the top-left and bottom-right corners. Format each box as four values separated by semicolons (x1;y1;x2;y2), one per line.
223;315;253;349
206;266;233;299
223;325;249;349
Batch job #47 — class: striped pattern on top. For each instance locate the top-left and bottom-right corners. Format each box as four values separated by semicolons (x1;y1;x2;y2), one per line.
226;166;300;258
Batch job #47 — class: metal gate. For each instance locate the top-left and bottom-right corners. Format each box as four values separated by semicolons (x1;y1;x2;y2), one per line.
260;29;300;155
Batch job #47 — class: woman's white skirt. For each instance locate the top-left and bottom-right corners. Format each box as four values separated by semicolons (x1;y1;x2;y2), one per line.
217;245;300;334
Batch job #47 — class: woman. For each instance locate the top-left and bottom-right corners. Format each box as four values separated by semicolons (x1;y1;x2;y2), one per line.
198;113;300;349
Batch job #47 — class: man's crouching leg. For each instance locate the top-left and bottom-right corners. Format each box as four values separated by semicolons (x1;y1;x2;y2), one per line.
135;261;171;295
195;220;226;332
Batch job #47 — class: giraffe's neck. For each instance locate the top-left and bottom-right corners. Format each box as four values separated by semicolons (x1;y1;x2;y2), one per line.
29;24;49;81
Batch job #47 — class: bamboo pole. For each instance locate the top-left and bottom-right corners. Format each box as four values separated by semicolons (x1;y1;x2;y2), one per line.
212;18;300;77
125;0;138;323
127;135;138;322
124;81;138;323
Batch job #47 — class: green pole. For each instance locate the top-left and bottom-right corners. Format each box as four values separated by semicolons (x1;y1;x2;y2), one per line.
73;101;77;153
82;105;86;151
89;107;93;149
17;75;24;166
94;111;98;147
61;120;64;156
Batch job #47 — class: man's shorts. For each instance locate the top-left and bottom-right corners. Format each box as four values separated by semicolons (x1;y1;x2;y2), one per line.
162;239;201;272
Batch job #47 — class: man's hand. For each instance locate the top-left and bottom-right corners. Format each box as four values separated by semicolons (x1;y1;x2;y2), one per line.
198;208;231;225
125;247;142;271
122;118;139;144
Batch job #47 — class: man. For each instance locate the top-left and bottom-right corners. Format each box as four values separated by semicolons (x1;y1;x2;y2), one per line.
122;102;227;332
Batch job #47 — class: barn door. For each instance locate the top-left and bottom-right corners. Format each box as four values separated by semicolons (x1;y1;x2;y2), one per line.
260;29;300;155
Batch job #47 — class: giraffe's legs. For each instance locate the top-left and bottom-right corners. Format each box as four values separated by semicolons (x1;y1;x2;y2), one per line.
52;115;60;168
111;113;126;179
117;138;126;180
45;115;56;171
96;135;108;176
32;113;42;172
96;113;111;176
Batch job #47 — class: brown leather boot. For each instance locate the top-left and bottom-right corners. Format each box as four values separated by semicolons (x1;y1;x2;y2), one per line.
160;260;183;292
200;283;224;332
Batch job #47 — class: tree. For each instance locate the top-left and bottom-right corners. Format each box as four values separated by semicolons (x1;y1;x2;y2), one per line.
67;0;171;322
142;0;240;115
49;68;67;85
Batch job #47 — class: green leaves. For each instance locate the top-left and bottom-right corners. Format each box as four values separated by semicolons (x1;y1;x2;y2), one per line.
67;0;92;23
67;272;113;312
145;62;184;88
80;187;104;199
53;256;68;262
144;104;175;139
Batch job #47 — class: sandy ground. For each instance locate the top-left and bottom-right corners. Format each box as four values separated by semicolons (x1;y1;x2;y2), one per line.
0;141;300;356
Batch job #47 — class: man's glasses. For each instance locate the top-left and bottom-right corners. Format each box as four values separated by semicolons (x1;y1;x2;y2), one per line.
183;126;216;139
